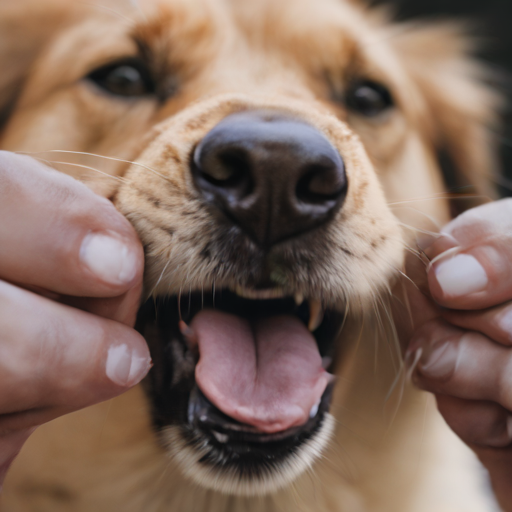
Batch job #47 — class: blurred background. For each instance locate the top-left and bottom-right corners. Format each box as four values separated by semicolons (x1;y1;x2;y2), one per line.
374;0;512;196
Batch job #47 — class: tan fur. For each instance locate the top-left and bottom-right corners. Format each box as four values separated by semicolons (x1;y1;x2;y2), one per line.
0;0;501;510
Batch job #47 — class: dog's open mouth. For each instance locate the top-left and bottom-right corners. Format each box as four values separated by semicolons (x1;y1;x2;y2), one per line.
136;286;345;474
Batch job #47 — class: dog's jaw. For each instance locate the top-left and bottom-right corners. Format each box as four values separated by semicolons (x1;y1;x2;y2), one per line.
161;414;336;496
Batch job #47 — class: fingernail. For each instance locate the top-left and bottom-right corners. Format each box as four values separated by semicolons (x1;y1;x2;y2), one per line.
80;233;139;285
435;254;488;297
418;341;458;380
105;344;151;387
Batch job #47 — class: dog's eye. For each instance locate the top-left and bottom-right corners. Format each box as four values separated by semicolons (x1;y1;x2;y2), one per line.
87;59;155;97
345;80;394;117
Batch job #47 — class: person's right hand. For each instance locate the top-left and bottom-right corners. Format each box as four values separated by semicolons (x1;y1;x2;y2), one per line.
0;152;151;488
404;199;512;511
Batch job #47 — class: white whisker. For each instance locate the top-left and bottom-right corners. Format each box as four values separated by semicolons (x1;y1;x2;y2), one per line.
17;149;172;184
149;259;172;298
387;205;444;231
396;221;442;238
44;160;128;183
388;192;485;206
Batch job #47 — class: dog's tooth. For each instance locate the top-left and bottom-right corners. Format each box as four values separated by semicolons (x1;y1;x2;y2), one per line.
321;357;332;369
212;431;229;444
234;286;286;300
294;292;304;306
308;300;324;331
235;285;248;298
179;320;198;349
309;400;321;419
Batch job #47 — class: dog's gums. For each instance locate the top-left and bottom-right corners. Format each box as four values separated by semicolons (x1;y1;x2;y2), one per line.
0;0;501;510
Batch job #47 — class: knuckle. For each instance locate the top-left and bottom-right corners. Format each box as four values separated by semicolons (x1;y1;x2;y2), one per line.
496;359;512;409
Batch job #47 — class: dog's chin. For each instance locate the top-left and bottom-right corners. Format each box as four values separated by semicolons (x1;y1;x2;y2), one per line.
162;411;336;495
135;288;345;495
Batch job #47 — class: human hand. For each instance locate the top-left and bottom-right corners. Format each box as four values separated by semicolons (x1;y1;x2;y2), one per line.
0;152;150;488
405;198;512;511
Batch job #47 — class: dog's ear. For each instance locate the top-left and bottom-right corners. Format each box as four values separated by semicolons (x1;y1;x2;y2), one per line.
0;2;70;129
391;22;502;210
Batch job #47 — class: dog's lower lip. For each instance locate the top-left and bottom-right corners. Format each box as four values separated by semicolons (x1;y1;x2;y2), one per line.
188;384;335;444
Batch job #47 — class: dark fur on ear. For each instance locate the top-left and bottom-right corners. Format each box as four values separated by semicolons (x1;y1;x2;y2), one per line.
0;2;69;130
390;21;502;212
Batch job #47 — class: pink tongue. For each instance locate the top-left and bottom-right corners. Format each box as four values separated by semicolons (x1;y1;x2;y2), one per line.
192;309;329;434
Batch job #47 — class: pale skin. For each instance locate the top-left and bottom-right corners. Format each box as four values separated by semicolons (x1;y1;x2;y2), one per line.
406;198;512;511
2;152;512;508
0;152;151;488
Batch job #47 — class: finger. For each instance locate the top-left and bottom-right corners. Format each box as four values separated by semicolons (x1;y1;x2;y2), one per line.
474;448;512;512
0;280;151;424
0;152;143;297
428;243;510;310
436;394;512;448
61;281;143;326
442;301;512;347
0;428;34;490
423;199;512;310
408;319;512;410
26;278;144;327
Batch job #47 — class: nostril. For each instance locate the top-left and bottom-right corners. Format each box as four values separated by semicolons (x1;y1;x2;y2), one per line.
296;161;347;205
216;149;252;186
193;145;254;199
197;147;246;184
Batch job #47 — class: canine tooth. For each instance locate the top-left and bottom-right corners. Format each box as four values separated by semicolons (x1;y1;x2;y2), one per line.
212;431;229;444
179;320;198;349
294;293;304;306
309;400;321;419
308;300;324;331
322;357;332;369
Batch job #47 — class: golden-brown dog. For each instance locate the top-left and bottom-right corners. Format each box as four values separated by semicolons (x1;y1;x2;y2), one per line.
0;0;501;510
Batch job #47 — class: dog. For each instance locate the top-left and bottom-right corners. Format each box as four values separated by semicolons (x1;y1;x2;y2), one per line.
0;0;501;510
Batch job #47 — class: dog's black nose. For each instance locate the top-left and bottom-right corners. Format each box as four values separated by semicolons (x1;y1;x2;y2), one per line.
192;111;347;247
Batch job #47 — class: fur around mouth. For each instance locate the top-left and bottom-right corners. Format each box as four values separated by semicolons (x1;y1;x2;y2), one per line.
135;286;345;482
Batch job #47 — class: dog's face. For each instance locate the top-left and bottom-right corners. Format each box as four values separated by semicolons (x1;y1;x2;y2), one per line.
0;0;498;497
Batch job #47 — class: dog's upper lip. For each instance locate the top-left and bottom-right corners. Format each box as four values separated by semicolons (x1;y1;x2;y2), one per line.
191;309;331;434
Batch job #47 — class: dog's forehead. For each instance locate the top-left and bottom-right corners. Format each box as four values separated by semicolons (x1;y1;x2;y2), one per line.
126;0;371;82
130;0;368;49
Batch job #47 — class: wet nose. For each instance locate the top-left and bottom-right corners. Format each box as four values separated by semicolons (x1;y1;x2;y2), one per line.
192;111;347;247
